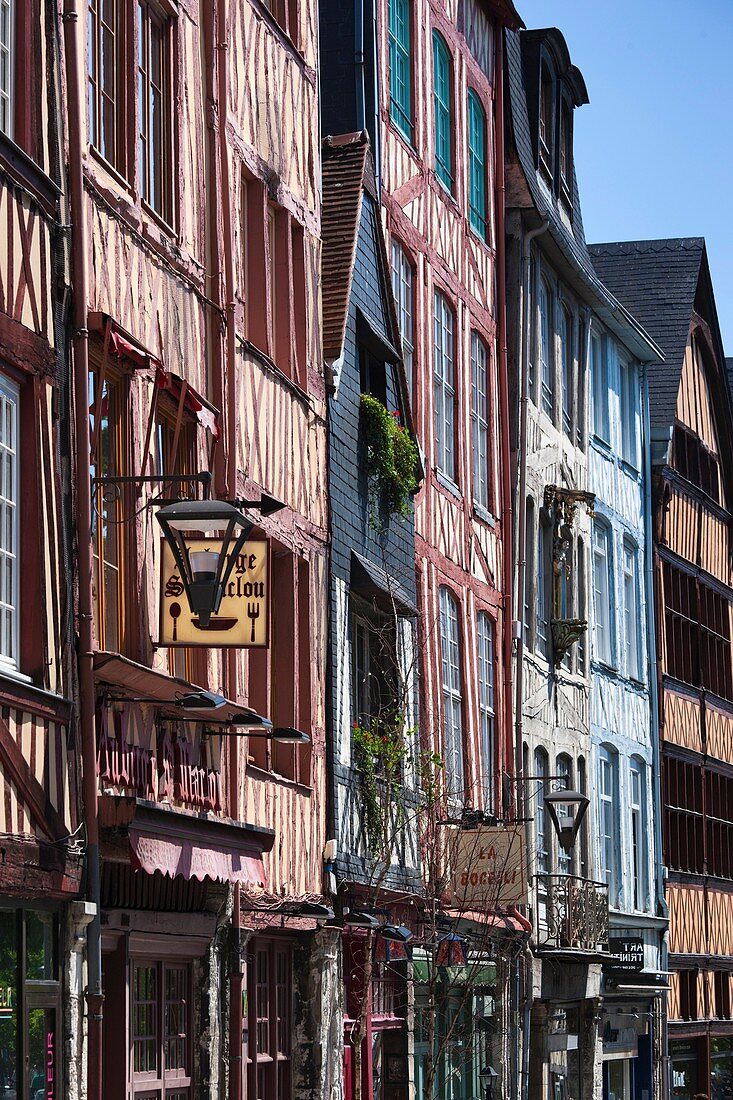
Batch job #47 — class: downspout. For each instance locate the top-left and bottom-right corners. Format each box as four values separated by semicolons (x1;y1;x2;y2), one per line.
215;2;244;1098
642;365;669;1100
493;26;514;804
61;5;103;1100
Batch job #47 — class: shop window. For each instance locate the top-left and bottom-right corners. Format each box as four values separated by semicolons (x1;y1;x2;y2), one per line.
391;239;414;395
432;31;453;191
433;291;456;482
0;909;60;1100
388;0;412;139
138;2;173;225
247;549;312;784
247;941;292;1100
471;331;491;512
131;959;192;1098
439;586;464;803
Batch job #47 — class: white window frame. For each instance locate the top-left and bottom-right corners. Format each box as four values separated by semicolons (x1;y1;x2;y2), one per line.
439;587;464;802
629;758;648;911
471;331;490;511
534;747;550;874
476;612;495;812
391;239;414;394
623;539;641;681
434;291;455;481
598;745;618;903
591;331;609;443
0;375;19;671
620;357;639;468
0;0;13;138
593;521;613;666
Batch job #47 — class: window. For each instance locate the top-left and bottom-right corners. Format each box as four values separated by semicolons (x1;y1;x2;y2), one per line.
88;0;124;170
534;748;550;874
388;0;412;139
89;366;126;652
715;972;732;1020
673;423;720;502
576;537;587;674
556;755;573;876
622;539;641;680
261;0;299;45
592;521;612;666
538;278;553;420
537;514;552;659
523;498;536;649
560;305;573;437
664;562;733;700
471;332;490;511
528;256;537;400
433;291;455;481
559;98;572;194
477;612;495;812
630;758;648;911
591;332;609;442
391;240;414;393
247;941;292;1100
598;745;618;902
664;756;704;874
439;587;464;802
0;377;18;670
577;755;589;879
678;971;697;1022
0;0;13;137
576;318;586;448
467;90;487;239
619;359;639;468
351;605;397;734
132;960;192;1099
539;62;553;170
432;31;452;190
138;2;172;223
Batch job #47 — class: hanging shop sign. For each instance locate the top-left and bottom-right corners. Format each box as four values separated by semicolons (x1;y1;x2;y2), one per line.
605;937;645;972
451;826;527;909
158;538;269;648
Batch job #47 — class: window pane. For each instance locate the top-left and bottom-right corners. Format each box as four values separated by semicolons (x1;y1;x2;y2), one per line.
593;523;612;665
539;281;553;419
477;613;494;810
139;2;171;221
28;1006;56;1100
391;240;414;393
433;292;455;480
592;334;609;441
467;90;487;239
439;588;463;800
471;332;489;509
133;964;159;1075
0;381;18;666
388;0;412;138
433;32;452;189
534;749;549;873
25;912;56;981
561;307;573;437
0;0;13;138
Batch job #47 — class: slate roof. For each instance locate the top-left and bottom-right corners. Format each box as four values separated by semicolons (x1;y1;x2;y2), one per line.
321;132;369;363
504;29;661;364
588;239;705;431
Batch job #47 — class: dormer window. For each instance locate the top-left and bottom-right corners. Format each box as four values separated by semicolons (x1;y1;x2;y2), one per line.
539;61;553;173
559;96;573;200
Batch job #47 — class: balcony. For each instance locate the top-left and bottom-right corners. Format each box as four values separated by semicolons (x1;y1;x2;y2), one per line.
535;874;609;953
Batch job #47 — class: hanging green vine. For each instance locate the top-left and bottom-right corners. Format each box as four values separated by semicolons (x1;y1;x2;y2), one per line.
360;394;419;519
353;720;409;855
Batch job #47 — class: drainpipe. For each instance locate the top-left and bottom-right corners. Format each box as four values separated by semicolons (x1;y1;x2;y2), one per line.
641;364;669;1100
61;4;103;1100
214;1;244;1097
493;26;515;799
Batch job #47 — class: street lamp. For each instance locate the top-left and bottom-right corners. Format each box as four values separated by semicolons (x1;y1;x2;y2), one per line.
156;499;254;627
543;788;590;851
479;1064;498;1100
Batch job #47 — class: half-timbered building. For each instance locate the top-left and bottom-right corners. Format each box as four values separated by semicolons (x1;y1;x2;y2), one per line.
59;2;334;1098
321;3;527;1098
0;4;82;1098
590;237;733;1100
504;27;666;1100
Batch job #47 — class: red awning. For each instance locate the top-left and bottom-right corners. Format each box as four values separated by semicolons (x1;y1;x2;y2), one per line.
122;801;273;887
443;908;531;935
155;367;221;439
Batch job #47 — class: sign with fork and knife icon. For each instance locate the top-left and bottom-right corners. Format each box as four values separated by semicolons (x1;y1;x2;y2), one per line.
157;538;270;647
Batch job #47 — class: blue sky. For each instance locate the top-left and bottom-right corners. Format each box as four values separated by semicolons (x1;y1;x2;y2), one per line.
516;0;733;353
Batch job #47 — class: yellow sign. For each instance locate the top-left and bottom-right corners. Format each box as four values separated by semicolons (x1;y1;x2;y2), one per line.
158;538;269;648
450;826;527;909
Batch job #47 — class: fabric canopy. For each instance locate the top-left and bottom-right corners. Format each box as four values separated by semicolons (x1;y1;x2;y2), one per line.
155;367;220;439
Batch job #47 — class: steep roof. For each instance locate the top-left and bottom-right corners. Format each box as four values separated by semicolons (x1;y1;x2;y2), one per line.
588;239;705;431
321;132;369;363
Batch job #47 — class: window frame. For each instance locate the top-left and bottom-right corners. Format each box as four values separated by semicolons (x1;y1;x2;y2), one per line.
432;30;453;192
388;0;412;141
467;88;488;240
629;757;648;912
560;303;573;438
391;238;414;396
131;958;193;1098
534;747;550;874
0;0;14;139
476;611;495;813
433;290;456;482
246;940;293;1100
619;357;640;469
598;744;619;903
622;538;642;682
591;331;610;444
470;330;491;512
439;586;464;804
555;754;574;876
523;497;536;651
538;277;554;421
538;60;554;175
0;374;19;673
137;0;174;226
537;512;552;660
592;520;613;668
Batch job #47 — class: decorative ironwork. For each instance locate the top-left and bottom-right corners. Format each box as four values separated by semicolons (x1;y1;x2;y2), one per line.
535;874;609;952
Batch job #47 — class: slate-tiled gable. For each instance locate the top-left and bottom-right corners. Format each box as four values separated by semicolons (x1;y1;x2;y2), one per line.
588;238;705;431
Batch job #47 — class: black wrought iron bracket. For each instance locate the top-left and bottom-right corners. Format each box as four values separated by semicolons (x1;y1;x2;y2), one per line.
91;472;286;516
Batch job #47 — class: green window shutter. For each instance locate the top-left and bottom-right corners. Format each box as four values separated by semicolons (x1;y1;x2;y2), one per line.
467;90;487;239
389;0;412;139
433;31;452;190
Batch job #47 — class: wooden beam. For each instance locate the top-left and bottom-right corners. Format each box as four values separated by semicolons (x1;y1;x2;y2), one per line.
0;714;68;840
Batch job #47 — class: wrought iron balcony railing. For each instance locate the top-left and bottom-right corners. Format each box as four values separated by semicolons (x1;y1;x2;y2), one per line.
534;874;609;953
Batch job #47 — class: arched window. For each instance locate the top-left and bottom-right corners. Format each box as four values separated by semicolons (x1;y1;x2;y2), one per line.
471;331;490;510
598;745;619;904
630;757;649;911
539;278;554;420
556;754;573;875
534;747;550;874
467;89;487;239
432;31;452;190
433;291;455;480
477;612;495;812
439;587;464;801
388;0;412;138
